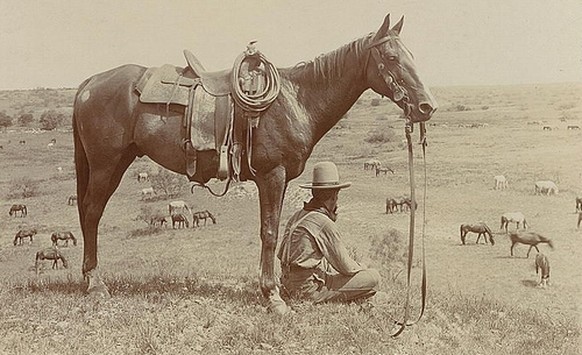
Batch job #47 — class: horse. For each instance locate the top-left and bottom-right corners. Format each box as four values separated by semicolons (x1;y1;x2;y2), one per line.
171;213;189;229
575;196;582;212
493;175;508;190
385;197;398;214
375;166;394;176
509;231;553;258
140;187;155;200
363;159;381;170
67;194;78;205
51;231;77;247
71;14;437;312
50;138;57;144
459;223;495;245
169;200;192;216
192;210;217;227
137;172;149;182
9;204;27;217
535;253;550;287
500;212;528;233
567;125;580;130
35;247;68;274
150;214;167;227
542;126;552;131
395;196;416;212
13;228;37;245
47;142;55;149
534;180;558;195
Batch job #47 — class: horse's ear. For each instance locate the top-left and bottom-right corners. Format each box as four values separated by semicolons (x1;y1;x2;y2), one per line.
391;15;404;35
373;14;391;40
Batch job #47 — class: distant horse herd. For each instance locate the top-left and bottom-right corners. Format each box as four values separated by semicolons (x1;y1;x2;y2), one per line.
382;173;580;288
5;170;216;274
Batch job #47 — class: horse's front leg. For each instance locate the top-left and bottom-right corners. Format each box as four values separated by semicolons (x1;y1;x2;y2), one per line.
255;165;290;314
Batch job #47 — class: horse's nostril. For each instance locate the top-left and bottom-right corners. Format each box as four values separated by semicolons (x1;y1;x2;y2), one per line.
419;102;434;115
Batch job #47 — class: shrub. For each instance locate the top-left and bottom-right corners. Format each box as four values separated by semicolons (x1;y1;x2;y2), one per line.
369;228;407;279
150;169;188;198
17;112;34;126
0;111;13;132
39;110;65;130
364;128;396;144
6;177;40;199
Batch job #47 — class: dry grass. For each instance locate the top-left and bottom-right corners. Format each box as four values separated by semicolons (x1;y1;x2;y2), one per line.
0;83;581;354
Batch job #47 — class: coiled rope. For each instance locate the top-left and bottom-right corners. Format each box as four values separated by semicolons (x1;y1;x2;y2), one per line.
231;52;281;114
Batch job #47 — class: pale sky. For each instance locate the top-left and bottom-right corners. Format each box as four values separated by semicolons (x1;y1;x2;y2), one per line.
0;0;580;90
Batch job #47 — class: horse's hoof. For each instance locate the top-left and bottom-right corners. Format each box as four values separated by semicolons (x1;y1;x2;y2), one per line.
268;299;292;315
87;285;111;298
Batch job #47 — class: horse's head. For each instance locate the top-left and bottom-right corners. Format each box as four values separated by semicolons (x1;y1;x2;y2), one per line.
366;14;437;122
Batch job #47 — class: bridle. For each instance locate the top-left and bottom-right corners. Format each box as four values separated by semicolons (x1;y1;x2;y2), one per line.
367;35;428;337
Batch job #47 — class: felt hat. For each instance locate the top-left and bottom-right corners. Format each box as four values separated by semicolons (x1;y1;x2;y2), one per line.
299;162;351;189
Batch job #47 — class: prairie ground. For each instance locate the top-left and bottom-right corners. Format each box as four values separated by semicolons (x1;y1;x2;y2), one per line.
0;83;580;354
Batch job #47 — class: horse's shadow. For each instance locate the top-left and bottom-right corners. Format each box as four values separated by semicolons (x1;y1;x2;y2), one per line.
521;279;539;288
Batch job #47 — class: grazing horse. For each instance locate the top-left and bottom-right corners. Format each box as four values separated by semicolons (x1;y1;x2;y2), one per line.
493;175;508;190
35;247;68;274
14;228;37;245
534;180;558;195
51;231;77;247
171;213;189;229
385;198;398;214
150;214;167;227
575;196;582;212
9;204;27;217
509;231;553;257
460;223;495;245
140;187;155;200
137;172;149;182
192;210;217;227
169;200;192;216
67;194;78;205
363;159;381;170
375;166;394;176
542;126;552;131
535;253;550;287
71;14;437;312
500;212;528;233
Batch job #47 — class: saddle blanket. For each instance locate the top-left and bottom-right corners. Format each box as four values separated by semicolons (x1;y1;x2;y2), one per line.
136;64;196;106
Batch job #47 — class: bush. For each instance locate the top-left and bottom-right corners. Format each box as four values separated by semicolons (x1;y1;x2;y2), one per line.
39;110;65;130
364;128;396;144
6;177;40;199
369;228;407;279
17;112;34;126
150;169;188;198
0;111;13;132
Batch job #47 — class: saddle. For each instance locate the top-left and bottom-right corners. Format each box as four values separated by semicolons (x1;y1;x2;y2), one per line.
134;45;280;184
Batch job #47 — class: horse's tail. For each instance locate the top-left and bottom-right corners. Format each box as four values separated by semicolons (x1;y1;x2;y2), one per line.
50;233;57;246
523;218;528;229
13;234;19;246
459;224;464;237
70;232;77;246
500;216;505;230
73;82;91;230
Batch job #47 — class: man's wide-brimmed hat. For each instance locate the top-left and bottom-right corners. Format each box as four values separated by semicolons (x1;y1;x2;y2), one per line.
299;161;351;190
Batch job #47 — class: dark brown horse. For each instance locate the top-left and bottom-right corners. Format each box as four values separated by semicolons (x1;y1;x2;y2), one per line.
9;204;27;217
35;247;68;274
51;231;77;247
13;228;37;245
509;231;554;258
192;210;217;227
459;223;495;245
72;14;437;313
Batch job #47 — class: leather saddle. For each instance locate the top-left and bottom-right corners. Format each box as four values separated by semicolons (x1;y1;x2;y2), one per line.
183;49;231;96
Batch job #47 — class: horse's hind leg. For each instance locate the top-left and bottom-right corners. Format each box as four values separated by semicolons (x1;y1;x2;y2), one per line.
75;130;137;297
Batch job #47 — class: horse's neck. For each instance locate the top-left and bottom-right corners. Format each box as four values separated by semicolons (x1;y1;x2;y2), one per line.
287;51;368;143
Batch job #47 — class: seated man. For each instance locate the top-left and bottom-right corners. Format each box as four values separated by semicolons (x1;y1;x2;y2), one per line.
278;161;380;304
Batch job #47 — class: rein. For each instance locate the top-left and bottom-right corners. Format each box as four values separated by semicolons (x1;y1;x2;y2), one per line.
367;35;428;337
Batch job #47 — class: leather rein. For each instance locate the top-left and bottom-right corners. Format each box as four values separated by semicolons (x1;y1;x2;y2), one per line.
367;36;428;337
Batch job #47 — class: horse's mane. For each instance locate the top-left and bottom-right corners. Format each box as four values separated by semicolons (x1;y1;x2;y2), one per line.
289;33;374;83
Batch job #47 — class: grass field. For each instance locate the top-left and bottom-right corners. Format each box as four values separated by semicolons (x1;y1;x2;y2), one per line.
0;83;581;354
